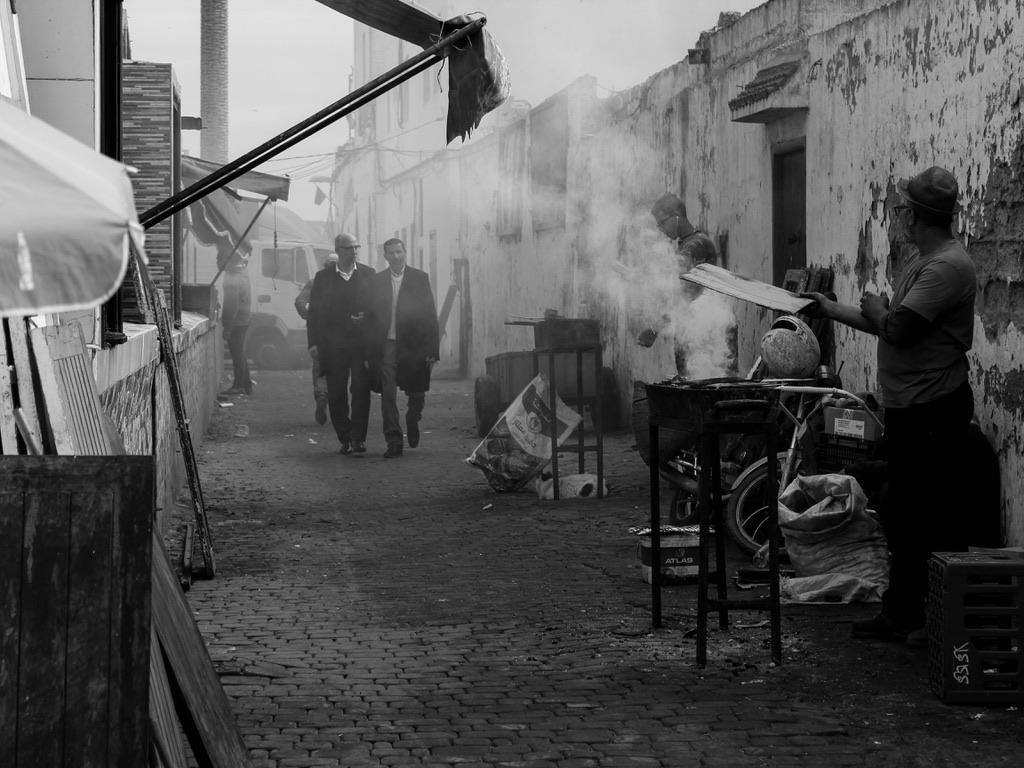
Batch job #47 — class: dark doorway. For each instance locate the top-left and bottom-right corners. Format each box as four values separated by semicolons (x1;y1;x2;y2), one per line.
772;147;806;286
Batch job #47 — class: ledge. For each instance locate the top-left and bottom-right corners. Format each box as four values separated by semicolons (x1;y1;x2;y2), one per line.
94;312;212;394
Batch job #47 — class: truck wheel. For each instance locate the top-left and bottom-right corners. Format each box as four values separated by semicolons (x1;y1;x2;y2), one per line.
248;328;290;370
474;376;501;437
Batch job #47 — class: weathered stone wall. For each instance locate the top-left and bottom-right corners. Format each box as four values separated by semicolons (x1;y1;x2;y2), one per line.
454;0;1024;543
98;315;219;533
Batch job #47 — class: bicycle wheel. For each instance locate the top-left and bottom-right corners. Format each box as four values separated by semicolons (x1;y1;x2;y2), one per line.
725;456;793;556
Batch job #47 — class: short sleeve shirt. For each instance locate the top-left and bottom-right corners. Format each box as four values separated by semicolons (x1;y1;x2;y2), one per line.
876;240;976;408
677;230;718;272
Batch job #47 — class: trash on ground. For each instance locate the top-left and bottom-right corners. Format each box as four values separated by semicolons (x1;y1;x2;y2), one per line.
465;373;581;492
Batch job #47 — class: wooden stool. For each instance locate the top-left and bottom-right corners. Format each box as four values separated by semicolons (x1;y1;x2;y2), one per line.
695;399;781;666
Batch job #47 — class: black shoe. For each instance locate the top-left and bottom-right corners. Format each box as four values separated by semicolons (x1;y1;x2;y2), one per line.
315;397;328;425
384;443;403;459
353;442;366;454
338;442;352;455
905;626;929;649
407;414;420;448
851;612;909;641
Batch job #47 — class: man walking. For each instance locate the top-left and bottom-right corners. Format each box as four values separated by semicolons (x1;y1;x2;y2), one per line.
364;238;439;458
307;233;374;454
802;166;977;648
296;251;339;424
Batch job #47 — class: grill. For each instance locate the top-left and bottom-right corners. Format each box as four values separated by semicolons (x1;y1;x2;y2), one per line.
646;377;782;426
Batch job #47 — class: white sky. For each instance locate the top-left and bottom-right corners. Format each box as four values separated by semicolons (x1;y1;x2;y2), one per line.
124;0;766;221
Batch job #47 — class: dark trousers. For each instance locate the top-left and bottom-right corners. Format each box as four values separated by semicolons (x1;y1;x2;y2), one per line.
881;380;974;628
380;340;425;447
228;326;252;392
324;348;370;445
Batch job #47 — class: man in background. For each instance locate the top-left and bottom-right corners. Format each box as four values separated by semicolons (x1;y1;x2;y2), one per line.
363;238;440;459
221;252;254;396
307;233;374;455
296;251;339;424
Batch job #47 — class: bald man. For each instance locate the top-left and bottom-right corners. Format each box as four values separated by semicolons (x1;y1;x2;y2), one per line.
307;233;375;455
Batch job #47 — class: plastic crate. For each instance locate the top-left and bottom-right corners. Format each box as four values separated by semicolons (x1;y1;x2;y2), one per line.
928;552;1024;705
815;434;878;473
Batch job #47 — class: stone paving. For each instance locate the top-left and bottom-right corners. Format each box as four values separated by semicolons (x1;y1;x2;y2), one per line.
174;369;1024;767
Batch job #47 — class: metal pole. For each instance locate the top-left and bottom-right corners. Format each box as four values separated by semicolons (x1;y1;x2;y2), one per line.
141;18;487;230
206;196;272;287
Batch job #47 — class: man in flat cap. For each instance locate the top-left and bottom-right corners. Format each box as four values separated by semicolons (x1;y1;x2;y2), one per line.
637;193;724;373
803;166;977;649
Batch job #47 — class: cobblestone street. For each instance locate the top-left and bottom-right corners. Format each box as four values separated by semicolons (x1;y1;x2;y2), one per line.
173;369;1024;767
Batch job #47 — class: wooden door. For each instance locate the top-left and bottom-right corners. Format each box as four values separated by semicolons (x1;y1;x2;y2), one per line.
0;456;154;767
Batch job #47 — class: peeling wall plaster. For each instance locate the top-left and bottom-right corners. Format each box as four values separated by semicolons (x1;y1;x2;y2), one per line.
456;0;1024;543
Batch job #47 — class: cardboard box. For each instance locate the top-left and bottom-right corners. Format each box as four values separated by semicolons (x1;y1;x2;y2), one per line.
636;527;704;583
823;406;884;441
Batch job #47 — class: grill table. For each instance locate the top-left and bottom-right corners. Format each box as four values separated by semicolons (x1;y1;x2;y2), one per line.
646;379;783;666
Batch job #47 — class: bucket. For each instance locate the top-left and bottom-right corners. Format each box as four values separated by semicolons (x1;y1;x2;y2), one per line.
636;525;708;583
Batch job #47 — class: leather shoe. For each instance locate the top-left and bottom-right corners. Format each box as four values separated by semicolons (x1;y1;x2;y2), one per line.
338;442;352;455
384;443;403;459
407;414;420;448
353;441;366;454
315;397;328;425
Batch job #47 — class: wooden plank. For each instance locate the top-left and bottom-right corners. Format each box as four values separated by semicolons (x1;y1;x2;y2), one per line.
149;626;189;768
5;317;42;451
0;322;17;453
683;264;815;313
152;533;254;768
28;327;75;454
64;486;115;763
32;322;112;455
0;489;24;767
137;253;215;577
13;409;41;455
16;489;69;765
181;522;195;591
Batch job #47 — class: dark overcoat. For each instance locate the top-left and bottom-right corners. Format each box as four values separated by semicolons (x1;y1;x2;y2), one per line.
363;266;439;393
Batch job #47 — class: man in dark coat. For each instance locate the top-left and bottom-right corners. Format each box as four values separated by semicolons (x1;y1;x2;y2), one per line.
307;232;375;455
363;238;440;458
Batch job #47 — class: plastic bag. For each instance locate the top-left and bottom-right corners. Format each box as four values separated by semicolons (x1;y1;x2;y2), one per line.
465;374;582;492
533;472;610;500
773;473;889;603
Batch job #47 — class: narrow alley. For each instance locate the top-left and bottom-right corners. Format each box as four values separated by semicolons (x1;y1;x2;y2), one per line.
172;369;1023;768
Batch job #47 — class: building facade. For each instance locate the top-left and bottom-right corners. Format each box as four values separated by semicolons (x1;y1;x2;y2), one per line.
334;0;1024;545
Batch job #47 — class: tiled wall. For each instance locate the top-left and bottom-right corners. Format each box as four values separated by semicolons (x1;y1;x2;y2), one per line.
122;60;181;321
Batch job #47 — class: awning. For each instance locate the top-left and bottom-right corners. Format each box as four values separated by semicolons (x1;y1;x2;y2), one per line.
0;99;147;317
180;156;290;258
314;0;511;143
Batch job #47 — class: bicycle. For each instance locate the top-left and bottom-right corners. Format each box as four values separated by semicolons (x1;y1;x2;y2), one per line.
662;381;885;556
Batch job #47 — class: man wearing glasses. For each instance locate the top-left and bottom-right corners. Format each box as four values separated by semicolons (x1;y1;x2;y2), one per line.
802;166;977;649
307;232;375;455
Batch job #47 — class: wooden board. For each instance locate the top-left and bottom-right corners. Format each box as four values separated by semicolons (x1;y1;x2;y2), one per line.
136;253;215;577
30;321;113;455
0;455;153;768
4;317;42;451
149;625;189;768
0;323;17;452
682;263;816;313
151;533;253;768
